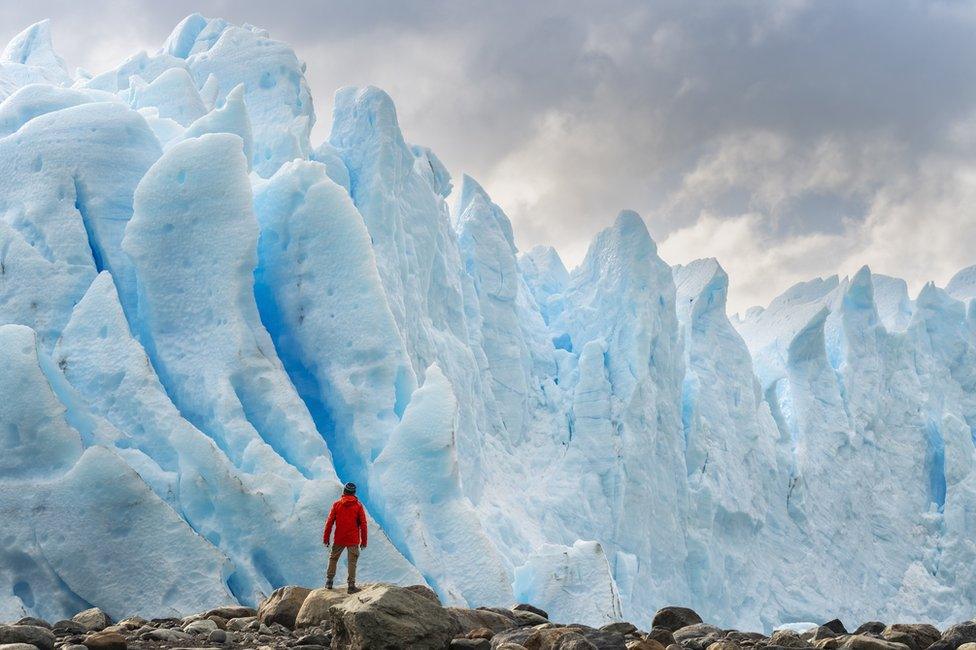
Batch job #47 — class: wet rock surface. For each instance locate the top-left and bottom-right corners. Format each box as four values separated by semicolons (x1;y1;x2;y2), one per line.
6;591;975;650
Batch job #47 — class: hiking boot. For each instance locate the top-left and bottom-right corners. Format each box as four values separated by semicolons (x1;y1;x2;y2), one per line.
325;580;334;590
347;584;361;594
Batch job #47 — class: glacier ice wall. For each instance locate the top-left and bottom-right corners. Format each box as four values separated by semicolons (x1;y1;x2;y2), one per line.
1;14;975;631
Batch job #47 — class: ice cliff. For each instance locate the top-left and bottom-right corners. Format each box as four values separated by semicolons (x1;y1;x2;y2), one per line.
1;15;975;632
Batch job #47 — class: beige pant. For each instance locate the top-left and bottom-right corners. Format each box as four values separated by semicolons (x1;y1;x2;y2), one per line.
327;545;361;586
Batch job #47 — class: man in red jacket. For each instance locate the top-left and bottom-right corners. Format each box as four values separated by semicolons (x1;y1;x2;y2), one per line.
323;482;368;592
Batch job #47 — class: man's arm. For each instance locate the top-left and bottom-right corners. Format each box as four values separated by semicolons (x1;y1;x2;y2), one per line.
358;503;368;548
323;503;336;546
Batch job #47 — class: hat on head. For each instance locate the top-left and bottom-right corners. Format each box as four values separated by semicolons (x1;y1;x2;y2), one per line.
343;482;357;495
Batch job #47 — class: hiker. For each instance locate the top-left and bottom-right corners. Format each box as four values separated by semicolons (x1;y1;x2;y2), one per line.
323;482;368;593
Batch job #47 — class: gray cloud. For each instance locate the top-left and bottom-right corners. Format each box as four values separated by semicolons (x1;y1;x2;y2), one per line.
2;0;975;311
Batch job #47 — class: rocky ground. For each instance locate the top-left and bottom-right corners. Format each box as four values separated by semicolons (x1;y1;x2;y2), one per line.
2;584;976;650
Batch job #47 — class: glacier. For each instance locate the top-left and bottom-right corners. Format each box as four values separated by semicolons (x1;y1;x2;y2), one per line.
1;13;975;632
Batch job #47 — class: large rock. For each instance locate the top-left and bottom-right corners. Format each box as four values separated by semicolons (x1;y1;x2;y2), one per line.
929;624;976;650
882;625;941;650
0;627;55;650
492;628;540;648
647;629;676;647
0;645;43;650
71;610;111;633
327;583;461;650
405;585;442;605
652;609;703;633
629;641;667;650
205;607;257;620
824;622;849;635
673;625;722;643
855;625;887;637
258;586;312;629
449;609;517;634
562;625;626;650
535;628;598;649
295;587;356;629
839;635;911;650
14;619;49;630
769;630;810;648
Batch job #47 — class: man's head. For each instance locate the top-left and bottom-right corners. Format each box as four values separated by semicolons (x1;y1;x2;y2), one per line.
343;482;357;496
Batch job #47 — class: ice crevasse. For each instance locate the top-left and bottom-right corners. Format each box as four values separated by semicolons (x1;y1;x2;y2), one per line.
1;14;976;631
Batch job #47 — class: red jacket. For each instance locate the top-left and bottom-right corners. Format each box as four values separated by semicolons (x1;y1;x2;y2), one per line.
323;495;368;547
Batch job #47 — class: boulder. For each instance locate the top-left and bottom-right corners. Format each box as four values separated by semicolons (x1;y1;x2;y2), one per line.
535;628;598;649
468;629;497;640
0;626;55;650
13;620;49;630
814;637;847;650
769;630;810;648
825;622;849;635
295;587;356;629
706;642;741;650
673;625;722;643
0;645;41;650
258;585;312;629
327;583;461;650
561;625;627;650
491;628;539;648
855;625;887;637
653;609;704;633
226;617;257;631
405;585;442;605
513;611;551;627
602;623;638;637
71;610;111;633
183;619;218;635
882;625;941;650
839;635;911;650
453;640;492;650
115;618;146;631
81;631;126;650
208;629;228;644
812;628;840;641
958;644;976;650
51;621;87;636
514;604;550;620
629;641;667;650
496;644;531;650
931;624;976;650
142;628;190;642
647;629;677;647
205;607;257;620
450;609;518;634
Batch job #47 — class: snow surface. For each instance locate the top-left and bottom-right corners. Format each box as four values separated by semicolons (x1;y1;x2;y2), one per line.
1;14;976;632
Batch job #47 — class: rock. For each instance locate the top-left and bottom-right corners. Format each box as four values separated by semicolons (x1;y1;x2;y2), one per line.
208;630;227;644
537;629;599;649
653;609;704;634
258;586;312;630
182;620;218;635
769;630;810;648
226;617;257;631
812;628;840;642
489;627;538;648
292;645;329;650
839;635;910;650
296;632;331;646
724;632;765;645
468;628;496;640
450;609;518;634
513;604;550;620
63;646;87;650
206;615;228;630
855;625;887;637
405;585;442;605
51;622;87;637
294;587;355;629
814;637;847;650
958;644;976;650
0;626;55;650
602;624;638;637
629;640;667;650
115;618;146;631
142;628;190;642
647;629;677;647
71;610;111;633
673;625;722;643
82;631;126;650
0;644;41;650
453;640;492;650
495;644;530;650
934;623;976;650
513;611;551;627
706;642;742;650
204;607;257;620
561;625;626;650
14;620;49;630
327;583;461;650
825;622;849;636
882;625;941;650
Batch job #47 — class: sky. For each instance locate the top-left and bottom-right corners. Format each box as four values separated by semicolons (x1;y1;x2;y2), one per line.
3;0;976;313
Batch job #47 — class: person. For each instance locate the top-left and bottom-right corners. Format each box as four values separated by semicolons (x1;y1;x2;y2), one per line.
323;482;367;592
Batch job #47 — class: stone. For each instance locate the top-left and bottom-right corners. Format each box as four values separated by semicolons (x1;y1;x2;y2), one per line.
296;632;331;646
449;608;517;634
536;628;598;649
673;625;722;643
295;587;355;629
825;622;849;636
404;585;442;605
226;617;257;631
485;626;538;647
327;583;461;650
206;615;228;630
208;630;227;644
204;607;257;620
0;644;41;650
769;630;810;648
814;637;847;650
82;631;126;650
653;609;704;634
496;645;530;650
467;628;496;640
512;611;551;627
115;618;146;631
51;622;87;637
142;628;190;642
882;625;941;650
63;646;87;650
258;586;312;630
513;604;550;620
182;620;218;635
957;644;976;650
839;636;911;650
71;610;111;634
602;624;638;637
629;640;667;650
562;625;627;650
647;629;677;647
855;625;887;637
14;620;49;630
706;642;742;650
0;626;55;650
935;623;976;650
452;640;491;650
812;628;840;641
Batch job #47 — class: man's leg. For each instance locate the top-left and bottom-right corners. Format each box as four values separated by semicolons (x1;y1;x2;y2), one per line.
326;545;345;586
346;545;361;588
